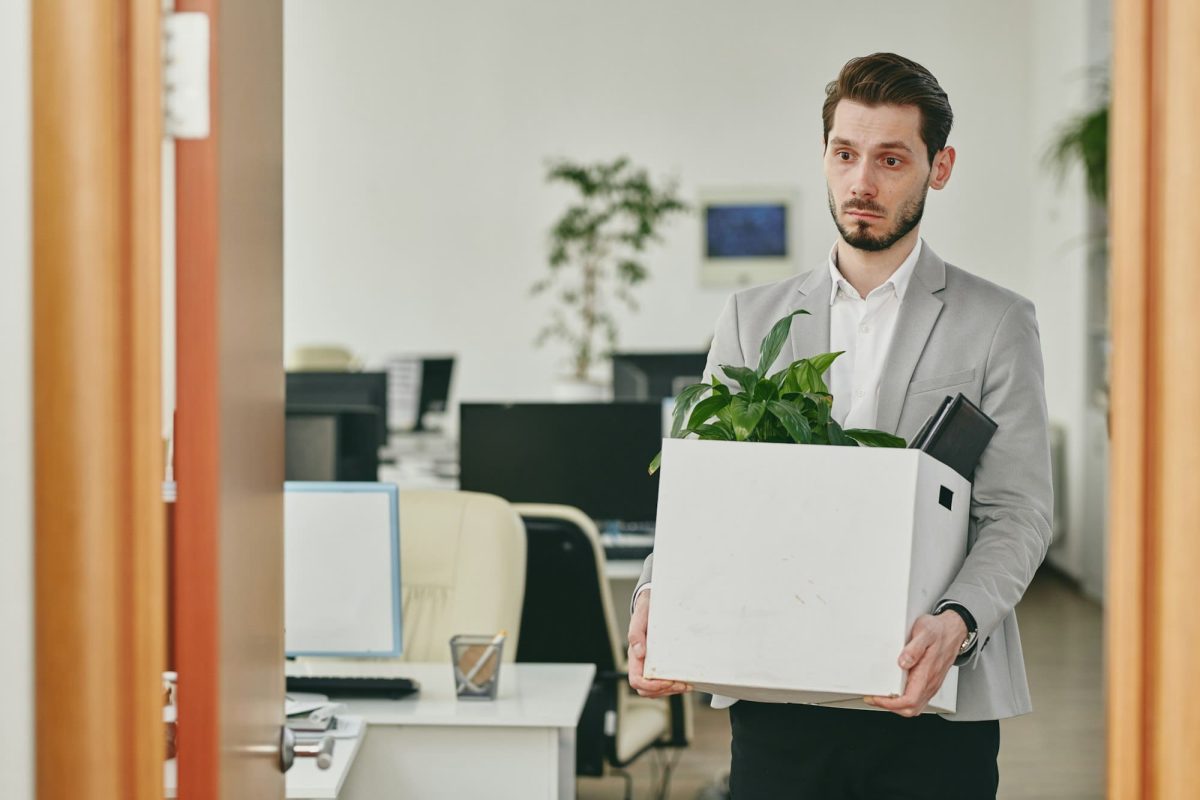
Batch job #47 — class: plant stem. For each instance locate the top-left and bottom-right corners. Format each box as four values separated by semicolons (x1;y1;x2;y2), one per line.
577;254;597;379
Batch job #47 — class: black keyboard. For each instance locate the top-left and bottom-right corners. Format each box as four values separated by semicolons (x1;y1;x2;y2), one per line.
286;675;420;699
604;544;654;561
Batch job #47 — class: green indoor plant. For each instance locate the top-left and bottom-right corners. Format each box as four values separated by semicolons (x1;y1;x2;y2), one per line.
1046;100;1108;206
649;310;905;474
532;156;688;388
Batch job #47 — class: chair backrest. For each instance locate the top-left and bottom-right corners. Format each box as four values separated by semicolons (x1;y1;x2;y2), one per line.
397;490;526;662
512;504;624;672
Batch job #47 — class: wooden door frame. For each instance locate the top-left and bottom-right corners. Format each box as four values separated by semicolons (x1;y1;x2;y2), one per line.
1108;0;1200;796
32;1;164;798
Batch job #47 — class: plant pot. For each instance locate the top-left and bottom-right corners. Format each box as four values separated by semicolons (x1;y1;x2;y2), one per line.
551;377;611;402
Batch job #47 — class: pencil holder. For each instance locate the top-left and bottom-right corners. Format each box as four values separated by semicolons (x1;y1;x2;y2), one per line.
450;634;504;700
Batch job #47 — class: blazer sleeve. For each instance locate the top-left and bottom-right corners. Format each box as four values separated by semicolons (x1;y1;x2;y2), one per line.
942;297;1055;646
633;293;747;605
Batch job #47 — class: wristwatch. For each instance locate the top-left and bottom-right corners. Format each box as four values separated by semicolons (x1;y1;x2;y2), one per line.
933;601;978;665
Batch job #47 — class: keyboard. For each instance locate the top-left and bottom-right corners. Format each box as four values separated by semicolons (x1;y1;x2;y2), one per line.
600;528;655;561
286;674;421;699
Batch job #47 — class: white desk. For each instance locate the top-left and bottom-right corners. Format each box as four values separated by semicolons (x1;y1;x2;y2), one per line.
324;662;595;800
163;715;366;799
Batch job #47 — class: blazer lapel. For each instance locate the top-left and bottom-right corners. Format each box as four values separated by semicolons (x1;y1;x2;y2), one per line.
786;268;832;365
875;245;947;434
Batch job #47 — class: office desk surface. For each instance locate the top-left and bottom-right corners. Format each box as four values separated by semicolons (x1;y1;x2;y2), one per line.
298;661;596;727
313;663;595;800
163;715;366;800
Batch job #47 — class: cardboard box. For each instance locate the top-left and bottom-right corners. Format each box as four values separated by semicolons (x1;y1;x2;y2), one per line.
643;438;971;714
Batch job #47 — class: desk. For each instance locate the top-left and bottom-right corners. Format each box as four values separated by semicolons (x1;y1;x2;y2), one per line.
163;716;366;799
325;662;595;800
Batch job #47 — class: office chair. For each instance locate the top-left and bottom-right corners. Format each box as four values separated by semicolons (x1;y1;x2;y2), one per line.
513;503;690;800
286;344;362;371
398;490;526;662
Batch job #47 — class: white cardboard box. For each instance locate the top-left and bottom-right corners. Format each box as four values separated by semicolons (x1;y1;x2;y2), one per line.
643;438;971;714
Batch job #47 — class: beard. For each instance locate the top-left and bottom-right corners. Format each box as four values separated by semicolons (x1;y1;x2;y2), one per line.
827;186;927;253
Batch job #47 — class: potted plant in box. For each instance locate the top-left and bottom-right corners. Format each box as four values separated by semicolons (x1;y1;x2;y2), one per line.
650;309;904;474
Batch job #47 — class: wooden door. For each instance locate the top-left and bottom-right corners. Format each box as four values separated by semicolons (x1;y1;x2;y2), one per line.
1109;0;1200;796
32;1;165;797
173;1;286;798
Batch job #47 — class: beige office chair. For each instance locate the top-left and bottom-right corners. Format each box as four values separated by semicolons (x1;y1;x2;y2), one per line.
513;503;690;800
398;490;527;662
287;344;362;372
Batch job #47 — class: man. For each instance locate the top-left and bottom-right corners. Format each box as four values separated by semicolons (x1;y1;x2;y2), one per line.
627;53;1053;799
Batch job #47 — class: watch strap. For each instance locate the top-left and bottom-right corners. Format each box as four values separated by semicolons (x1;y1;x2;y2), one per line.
933;601;978;665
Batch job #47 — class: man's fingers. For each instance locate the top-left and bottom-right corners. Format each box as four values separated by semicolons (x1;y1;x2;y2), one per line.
898;630;933;669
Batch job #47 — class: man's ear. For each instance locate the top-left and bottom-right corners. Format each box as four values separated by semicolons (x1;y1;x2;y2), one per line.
929;146;956;190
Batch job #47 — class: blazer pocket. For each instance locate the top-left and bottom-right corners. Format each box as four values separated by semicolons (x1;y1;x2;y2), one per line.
908;367;977;396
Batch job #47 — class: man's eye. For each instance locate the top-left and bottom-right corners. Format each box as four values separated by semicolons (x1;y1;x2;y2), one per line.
884;157;901;167
838;152;852;161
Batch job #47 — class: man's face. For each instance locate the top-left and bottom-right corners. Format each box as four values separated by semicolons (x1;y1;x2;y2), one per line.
823;100;946;253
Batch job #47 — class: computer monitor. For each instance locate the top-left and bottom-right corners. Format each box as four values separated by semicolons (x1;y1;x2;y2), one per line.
284;482;402;657
458;402;663;525
284;415;339;482
611;351;708;401
416;357;453;431
286;371;389;446
284;407;381;481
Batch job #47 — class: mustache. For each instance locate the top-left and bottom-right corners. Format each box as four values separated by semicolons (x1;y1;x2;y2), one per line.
841;199;886;215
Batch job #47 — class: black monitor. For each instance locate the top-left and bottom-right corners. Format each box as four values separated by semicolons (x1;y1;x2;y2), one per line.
415;358;453;431
459;402;663;525
285;407;381;481
611;352;707;401
286;371;389;446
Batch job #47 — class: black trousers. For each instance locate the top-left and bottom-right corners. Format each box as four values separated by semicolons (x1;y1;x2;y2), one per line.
729;701;1000;800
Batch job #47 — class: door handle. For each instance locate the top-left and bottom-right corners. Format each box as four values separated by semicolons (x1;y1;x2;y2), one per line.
279;726;334;772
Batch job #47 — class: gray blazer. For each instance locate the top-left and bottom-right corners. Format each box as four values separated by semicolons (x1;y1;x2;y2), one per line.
636;243;1054;722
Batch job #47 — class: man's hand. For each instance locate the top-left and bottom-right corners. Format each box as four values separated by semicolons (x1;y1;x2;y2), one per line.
864;612;966;717
626;589;691;697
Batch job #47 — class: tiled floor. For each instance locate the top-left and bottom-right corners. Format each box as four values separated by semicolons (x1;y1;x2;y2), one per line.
578;570;1104;799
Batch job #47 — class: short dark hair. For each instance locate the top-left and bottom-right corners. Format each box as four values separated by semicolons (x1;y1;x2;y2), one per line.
822;53;953;165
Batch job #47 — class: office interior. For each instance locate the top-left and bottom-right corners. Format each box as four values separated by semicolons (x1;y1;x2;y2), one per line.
9;0;1175;798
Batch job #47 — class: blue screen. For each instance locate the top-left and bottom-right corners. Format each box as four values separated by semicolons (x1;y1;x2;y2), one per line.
705;204;788;258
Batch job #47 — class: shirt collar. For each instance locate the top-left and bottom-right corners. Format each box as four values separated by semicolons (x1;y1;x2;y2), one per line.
827;237;923;304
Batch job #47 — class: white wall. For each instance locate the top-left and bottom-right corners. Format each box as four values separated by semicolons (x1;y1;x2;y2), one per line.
1025;0;1106;592
284;0;1042;404
0;0;34;797
283;0;1099;574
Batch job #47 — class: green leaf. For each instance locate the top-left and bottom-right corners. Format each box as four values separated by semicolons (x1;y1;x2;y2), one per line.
648;451;662;475
799;361;828;394
687;393;733;431
805;351;844;382
780;359;832;395
801;391;833;420
766;400;813;444
752;378;778;403
756;310;810;378
826;419;857;447
690;422;735;440
843;428;907;448
668;382;712;439
768;367;790;394
720;364;759;395
728;397;768;441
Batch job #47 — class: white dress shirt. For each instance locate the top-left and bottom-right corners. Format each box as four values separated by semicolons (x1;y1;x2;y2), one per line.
828;237;922;431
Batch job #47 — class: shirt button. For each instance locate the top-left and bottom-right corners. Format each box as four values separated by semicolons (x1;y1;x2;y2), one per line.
855;389;865;398
860;325;870;334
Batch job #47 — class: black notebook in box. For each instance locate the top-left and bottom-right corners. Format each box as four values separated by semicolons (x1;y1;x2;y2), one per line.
908;393;998;482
